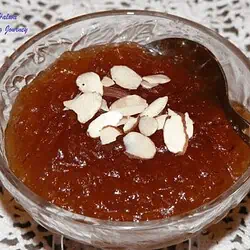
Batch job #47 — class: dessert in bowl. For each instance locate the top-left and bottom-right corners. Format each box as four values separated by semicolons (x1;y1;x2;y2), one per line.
0;10;250;249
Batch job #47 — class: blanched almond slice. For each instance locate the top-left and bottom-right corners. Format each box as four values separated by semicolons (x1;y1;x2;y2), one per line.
163;110;188;154
123;132;156;159
167;108;177;117
141;80;159;89
102;76;115;87
140;96;168;117
110;95;148;116
185;112;194;139
139;116;158;136
63;92;102;124
76;72;103;95
142;74;170;84
123;117;139;133
156;114;167;130
87;111;122;138
110;65;142;90
101;99;109;112
100;126;122;145
117;117;129;126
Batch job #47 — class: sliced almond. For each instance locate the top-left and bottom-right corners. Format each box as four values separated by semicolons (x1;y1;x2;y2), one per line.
101;99;109;112
142;74;171;84
102;76;115;87
100;126;122;145
139;116;158;136
123;117;139;133
185;112;194;139
140;96;168;117
168;108;176;117
110;65;142;90
76;72;103;95
110;95;148;116
63;92;102;124
87;111;122;138
141;80;159;89
156;114;168;130
117;117;129;126
123;132;156;159
163;110;188;154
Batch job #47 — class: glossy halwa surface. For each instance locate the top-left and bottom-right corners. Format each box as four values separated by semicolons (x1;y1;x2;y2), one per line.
5;43;250;221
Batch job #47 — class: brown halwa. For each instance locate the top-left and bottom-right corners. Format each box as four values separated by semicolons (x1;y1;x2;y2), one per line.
5;42;250;221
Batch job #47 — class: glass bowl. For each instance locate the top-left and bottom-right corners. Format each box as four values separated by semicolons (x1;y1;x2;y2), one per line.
0;10;249;250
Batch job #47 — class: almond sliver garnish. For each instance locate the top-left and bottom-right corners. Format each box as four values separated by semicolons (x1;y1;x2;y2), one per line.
102;76;115;87
110;95;148;116
100;126;122;145
139;116;158;136
87;111;122;138
117;117;129;126
76;72;103;95
64;66;194;158
123;132;156;160
156;114;167;130
141;80;159;89
163;109;188;154
101;99;109;112
110;65;142;90
123;117;139;133
63;92;102;124
185;112;194;139
142;74;170;84
140;96;168;117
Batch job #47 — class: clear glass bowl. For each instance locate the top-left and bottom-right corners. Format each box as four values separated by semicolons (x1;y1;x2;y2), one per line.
0;10;249;250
